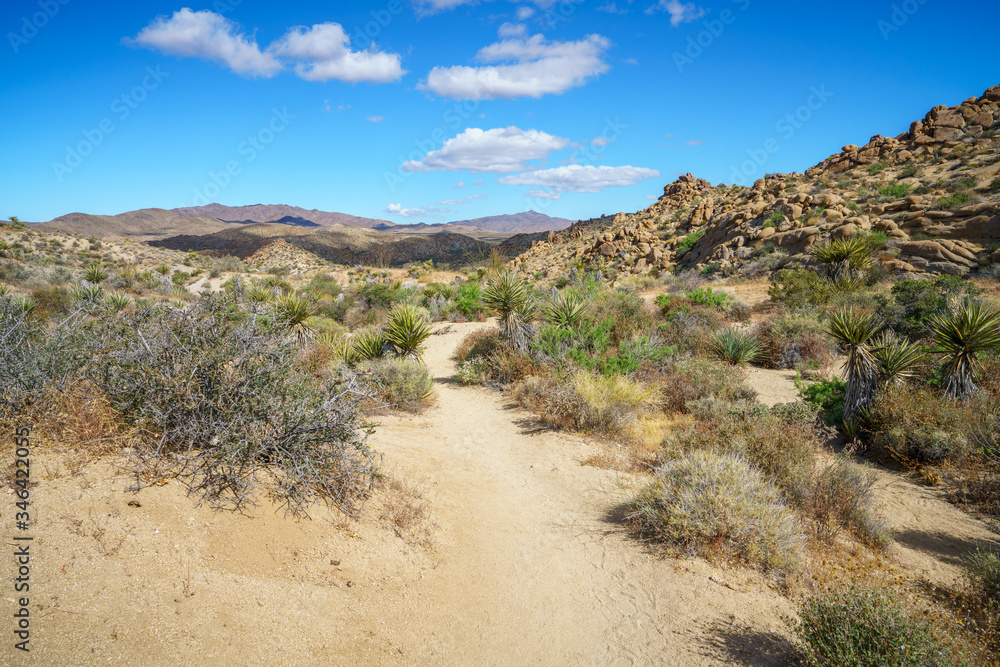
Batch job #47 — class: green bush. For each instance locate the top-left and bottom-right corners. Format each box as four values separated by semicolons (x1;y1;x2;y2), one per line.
794;588;959;667
359;282;406;310
676;230;706;258
454;281;485;320
880;276;983;341
798;377;846;426
685;287;730;309
769;268;834;309
878;183;914;198
757;309;834;370
629;451;802;573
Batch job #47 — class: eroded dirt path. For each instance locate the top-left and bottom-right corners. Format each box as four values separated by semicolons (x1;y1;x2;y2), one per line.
349;322;798;665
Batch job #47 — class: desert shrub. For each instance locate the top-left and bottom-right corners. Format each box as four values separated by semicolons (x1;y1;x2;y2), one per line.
756;309;834;370
515;371;654;436
628;451;802;573
794;588;959;667
964;549;1000;609
685;287;730;309
770;401;821;424
362;358;434;412
769;268;834;309
90;293;379;516
456;327;504;364
591;287;653;342
805;455;892;550
878;183;914;198
880;276;983;341
30;285;74;319
798;377;847;426
358;282;406;310
659;404;816;504
864;385;1000;463
0;296;99;412
638;356;755;412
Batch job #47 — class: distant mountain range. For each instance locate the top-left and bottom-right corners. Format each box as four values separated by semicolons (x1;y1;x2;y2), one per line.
30;204;574;240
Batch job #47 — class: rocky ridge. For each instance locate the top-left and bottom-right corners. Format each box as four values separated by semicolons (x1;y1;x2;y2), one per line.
511;85;1000;280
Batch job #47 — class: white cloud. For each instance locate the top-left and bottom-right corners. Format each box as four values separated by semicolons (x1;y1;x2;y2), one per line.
597;2;628;14
385;203;427;218
498;22;527;38
127;9;281;77
644;194;659;200
499;164;660;193
439;193;488;205
645;0;705;25
367;115;385;122
685;139;703;146
269;23;405;83
592;136;611;148
412;0;558;15
526;189;561;200
473;179;486;186
419;30;610;99
455;180;466;188
129;11;403;83
403;126;569;173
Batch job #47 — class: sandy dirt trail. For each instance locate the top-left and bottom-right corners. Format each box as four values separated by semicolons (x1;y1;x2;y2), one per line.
348;322;798;665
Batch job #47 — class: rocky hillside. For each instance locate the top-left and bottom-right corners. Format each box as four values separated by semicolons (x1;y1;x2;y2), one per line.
33;209;236;240
150;222;490;268
512;85;1000;280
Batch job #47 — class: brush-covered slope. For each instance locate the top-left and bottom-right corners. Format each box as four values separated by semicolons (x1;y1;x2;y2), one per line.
33;209;235;240
173;203;395;229
150;222;490;267
512;85;1000;280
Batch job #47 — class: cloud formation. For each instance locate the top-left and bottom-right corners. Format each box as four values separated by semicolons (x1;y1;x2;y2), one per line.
439;193;488;205
419;29;610;99
403;126;569;173
128;10;404;83
499;164;660;192
645;0;705;25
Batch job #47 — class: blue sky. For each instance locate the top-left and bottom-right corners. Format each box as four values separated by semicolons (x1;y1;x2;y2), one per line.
2;0;999;225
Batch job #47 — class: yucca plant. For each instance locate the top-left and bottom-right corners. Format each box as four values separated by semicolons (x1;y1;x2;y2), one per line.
274;293;315;344
155;263;171;276
316;332;359;366
827;308;882;420
710;329;761;366
384;304;431;359
104;292;132;314
811;235;876;279
482;271;534;352
83;261;108;284
353;329;388;361
10;296;36;317
540;292;588;329
930;300;1000;399
72;283;105;307
0;284;9;296
871;332;925;388
246;283;275;304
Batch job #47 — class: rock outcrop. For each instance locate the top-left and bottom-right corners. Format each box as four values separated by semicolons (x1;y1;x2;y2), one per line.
510;85;1000;280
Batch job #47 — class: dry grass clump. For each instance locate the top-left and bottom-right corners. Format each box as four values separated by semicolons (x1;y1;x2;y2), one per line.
628;450;803;574
804;455;892;552
793;587;963;667
455;326;503;364
864;385;999;464
514;371;655;438
377;475;435;547
360;358;434;412
635;355;755;412
755;308;835;371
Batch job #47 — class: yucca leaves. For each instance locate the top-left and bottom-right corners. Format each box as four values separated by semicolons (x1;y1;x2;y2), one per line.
482;271;534;352
827;308;882;420
384;304;431;359
871;332;925;388
246;283;275;304
104;292;132;314
83;262;109;284
353;329;388;361
540;292;588;329
711;329;761;365
811;235;878;279
316;332;359;365
274;294;315;344
930;300;1000;399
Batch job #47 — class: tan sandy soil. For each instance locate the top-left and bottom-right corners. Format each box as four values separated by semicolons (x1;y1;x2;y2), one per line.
6;322;802;666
